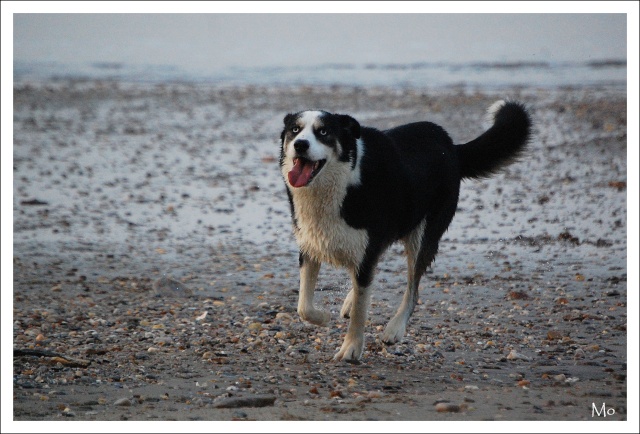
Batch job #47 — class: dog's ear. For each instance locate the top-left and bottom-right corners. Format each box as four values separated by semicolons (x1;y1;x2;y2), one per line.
338;114;361;139
283;113;295;126
281;113;295;142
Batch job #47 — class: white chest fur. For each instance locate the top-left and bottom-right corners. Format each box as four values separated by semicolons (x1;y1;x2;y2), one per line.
290;165;368;269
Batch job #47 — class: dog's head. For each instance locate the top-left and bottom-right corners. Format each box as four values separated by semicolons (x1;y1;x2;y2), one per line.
280;110;361;189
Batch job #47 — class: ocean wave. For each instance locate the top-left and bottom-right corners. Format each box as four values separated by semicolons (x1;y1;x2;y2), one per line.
13;59;626;89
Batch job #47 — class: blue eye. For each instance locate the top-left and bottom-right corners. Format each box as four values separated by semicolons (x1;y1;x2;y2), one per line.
292;127;300;133
319;129;327;136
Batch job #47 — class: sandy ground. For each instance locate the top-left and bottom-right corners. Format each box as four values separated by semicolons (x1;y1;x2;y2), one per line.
9;81;630;425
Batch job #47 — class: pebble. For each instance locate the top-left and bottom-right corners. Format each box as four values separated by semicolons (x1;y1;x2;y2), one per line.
329;389;344;399
547;330;563;340
233;410;248;419
354;395;371;404
435;403;463;413
506;350;531;361
212;395;276;409
248;322;263;332
573;349;586;359
152;276;192;296
553;374;566;382
275;313;293;322
113;398;132;407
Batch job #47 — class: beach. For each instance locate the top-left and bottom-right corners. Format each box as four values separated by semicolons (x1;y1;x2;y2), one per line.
11;80;627;422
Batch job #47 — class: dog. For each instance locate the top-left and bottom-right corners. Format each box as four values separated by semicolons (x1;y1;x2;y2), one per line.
279;100;531;362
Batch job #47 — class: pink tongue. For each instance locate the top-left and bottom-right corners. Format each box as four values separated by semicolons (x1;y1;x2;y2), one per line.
288;159;315;188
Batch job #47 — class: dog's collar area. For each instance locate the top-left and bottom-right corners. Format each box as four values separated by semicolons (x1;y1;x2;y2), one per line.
288;157;326;188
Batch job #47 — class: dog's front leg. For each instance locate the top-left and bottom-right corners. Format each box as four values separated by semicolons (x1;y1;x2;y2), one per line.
297;253;330;326
334;273;371;362
340;288;354;318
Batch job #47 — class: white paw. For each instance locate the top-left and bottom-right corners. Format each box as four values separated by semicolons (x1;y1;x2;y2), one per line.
298;308;330;327
333;334;364;362
340;289;354;318
382;317;407;344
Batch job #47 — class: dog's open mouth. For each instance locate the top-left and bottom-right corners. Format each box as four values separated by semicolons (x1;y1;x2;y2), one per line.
288;157;326;188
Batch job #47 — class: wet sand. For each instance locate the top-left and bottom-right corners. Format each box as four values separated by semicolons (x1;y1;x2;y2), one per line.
11;81;628;423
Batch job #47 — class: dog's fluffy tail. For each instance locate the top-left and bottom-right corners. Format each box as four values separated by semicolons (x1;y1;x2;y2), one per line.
456;100;531;180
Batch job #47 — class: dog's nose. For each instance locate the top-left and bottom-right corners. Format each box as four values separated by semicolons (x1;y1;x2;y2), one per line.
294;140;310;153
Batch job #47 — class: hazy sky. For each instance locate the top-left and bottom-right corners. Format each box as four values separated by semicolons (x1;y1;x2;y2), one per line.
13;13;627;71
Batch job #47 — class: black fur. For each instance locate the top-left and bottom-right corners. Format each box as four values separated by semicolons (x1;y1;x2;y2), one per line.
457;101;531;179
282;102;531;273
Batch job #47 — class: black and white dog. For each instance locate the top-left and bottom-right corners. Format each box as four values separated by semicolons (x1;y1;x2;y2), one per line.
279;101;531;362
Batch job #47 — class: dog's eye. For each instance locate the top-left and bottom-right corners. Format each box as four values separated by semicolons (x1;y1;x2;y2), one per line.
319;129;327;136
292;127;300;134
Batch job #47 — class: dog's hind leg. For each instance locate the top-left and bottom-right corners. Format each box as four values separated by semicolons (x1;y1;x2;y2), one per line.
297;253;330;326
382;219;426;344
383;197;458;344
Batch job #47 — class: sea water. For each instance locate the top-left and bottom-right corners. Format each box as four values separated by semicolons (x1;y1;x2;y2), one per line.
13;14;627;90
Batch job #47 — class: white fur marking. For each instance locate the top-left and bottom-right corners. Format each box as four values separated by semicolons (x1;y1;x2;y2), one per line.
291;175;368;268
348;138;365;186
484;100;506;129
282;111;369;268
285;111;328;163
